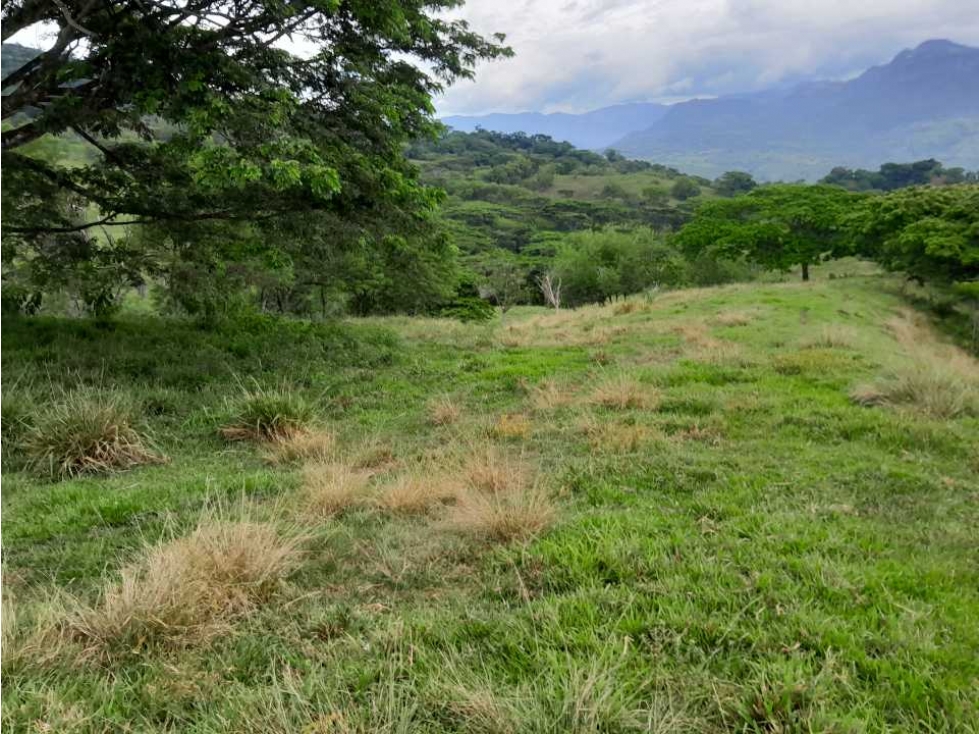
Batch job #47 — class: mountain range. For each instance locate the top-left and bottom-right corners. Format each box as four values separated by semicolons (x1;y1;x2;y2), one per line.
442;40;979;181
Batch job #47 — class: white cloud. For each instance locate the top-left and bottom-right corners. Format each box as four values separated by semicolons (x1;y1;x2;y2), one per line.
437;0;979;115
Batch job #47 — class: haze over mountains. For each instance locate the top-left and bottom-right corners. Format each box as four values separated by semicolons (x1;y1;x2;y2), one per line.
443;40;979;181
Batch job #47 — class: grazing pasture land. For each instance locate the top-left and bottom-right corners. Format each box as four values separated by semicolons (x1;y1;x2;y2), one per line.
2;273;978;732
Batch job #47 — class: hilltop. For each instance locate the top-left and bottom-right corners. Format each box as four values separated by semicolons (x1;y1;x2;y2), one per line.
3;271;978;731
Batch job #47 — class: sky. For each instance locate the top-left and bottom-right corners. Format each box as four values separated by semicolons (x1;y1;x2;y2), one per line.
436;0;979;116
9;0;979;118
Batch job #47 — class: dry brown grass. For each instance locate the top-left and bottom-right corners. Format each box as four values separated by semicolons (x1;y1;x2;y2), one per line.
262;429;336;465
301;460;374;517
855;310;979;417
578;416;655;452
63;516;304;656
589;375;657;410
461;447;533;496
613;300;644;315
427;396;462;427
528;379;576;410
374;471;462;514
491;413;532;440
714;310;753;327
448;484;556;542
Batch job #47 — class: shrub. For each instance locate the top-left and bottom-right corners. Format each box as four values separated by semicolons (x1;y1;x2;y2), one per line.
65;516;304;657
221;387;315;442
24;391;164;479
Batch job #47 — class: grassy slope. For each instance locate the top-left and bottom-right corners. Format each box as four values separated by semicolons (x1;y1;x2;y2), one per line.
2;272;978;732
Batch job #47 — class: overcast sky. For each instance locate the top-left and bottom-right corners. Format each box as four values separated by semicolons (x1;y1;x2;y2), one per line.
437;0;979;116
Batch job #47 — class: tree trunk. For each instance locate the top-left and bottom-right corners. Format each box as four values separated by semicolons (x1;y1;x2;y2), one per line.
801;262;810;281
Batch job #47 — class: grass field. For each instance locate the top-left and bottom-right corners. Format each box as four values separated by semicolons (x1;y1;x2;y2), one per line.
2;271;978;732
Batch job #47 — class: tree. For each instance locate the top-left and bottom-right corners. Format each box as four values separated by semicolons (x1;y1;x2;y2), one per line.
671;177;701;201
1;0;510;311
676;185;859;281
480;251;527;325
536;272;562;310
714;171;757;197
848;185;979;286
553;227;685;306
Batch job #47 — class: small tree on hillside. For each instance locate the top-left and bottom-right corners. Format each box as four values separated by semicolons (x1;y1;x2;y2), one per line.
671;177;702;201
481;252;527;325
676;184;860;281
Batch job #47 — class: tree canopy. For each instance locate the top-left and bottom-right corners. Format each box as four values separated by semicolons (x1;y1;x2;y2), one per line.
2;0;509;234
848;185;979;286
675;184;860;280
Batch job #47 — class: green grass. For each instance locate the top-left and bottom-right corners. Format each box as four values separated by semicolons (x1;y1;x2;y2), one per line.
3;272;978;732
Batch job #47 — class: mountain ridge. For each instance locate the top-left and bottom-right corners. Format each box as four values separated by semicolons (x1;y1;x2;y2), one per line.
441;39;979;181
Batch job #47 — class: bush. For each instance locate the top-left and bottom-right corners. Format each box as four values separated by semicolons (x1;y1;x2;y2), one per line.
24;391;164;479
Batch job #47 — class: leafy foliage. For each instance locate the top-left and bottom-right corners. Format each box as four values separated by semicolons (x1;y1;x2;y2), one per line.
848;185;979;286
676;184;861;280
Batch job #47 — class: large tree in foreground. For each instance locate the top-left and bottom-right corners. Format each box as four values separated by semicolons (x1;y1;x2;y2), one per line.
675;185;859;281
2;0;509;232
1;0;509;315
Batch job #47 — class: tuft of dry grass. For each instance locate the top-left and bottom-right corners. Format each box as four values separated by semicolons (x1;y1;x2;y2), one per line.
64;516;304;657
301;460;374;517
427;396;462;427
714;310;753;327
461;447;533;496
24;391;165;480
589;375;658;410
528;379;575;410
491;413;532;440
262;429;335;465
448;484;556;543
579;416;655;452
854;310;979;417
374;471;462;514
802;324;858;349
855;362;979;418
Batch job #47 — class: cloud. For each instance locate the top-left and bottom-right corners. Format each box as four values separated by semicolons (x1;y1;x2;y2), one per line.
437;0;979;115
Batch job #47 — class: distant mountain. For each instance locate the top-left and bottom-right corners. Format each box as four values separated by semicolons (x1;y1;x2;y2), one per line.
441;102;669;151
1;43;40;81
612;40;979;181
